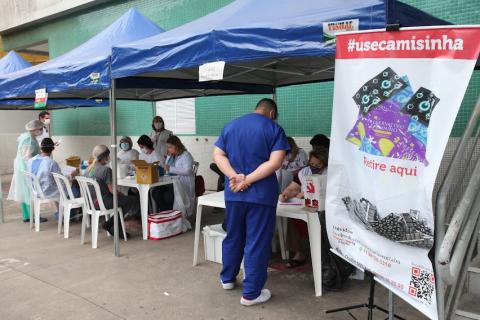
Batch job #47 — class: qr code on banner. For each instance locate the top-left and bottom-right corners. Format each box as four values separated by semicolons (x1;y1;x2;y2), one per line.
408;266;435;303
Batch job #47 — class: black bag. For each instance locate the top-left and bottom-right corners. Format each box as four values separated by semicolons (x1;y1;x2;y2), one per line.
195;175;206;197
318;211;355;291
322;251;355;291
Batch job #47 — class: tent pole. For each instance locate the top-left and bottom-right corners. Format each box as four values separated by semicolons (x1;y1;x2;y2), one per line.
272;87;277;103
151;100;156;116
109;82;120;257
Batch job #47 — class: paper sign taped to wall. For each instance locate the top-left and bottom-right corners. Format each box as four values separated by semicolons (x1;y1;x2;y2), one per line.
199;61;225;82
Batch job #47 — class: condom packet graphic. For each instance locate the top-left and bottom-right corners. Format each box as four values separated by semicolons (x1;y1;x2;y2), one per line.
346;77;413;146
362;124;427;164
407;118;428;146
353;67;407;115
401;87;440;126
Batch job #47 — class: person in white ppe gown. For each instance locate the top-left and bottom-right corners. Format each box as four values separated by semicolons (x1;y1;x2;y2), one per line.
28;138;63;221
28;138;61;198
8;120;43;222
118;136;139;165
118;136;139;176
163;135;196;217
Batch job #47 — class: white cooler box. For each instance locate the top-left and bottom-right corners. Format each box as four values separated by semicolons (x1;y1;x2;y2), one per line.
202;224;226;264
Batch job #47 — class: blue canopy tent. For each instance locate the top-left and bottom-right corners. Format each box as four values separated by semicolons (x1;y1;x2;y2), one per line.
0;51;31;73
0;7;270;256
0;8;168;256
0;8;272;102
110;0;449;101
106;1;449;256
0;8;164;101
0;51;108;109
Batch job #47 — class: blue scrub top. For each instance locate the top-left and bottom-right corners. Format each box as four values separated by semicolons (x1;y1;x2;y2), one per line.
215;113;290;207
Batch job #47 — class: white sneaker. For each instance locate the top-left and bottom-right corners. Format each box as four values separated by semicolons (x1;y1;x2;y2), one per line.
221;281;235;290
240;289;272;306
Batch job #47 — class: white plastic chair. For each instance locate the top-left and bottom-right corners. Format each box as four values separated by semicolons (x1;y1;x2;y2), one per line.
52;172;86;239
76;176;127;249
23;171;59;232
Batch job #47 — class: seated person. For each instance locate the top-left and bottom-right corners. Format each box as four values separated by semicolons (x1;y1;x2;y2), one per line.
118;136;139;166
137;135;162;164
162;135;196;216
277;137;308;191
86;145;140;238
279;146;328;268
28;138;79;221
310;134;330;150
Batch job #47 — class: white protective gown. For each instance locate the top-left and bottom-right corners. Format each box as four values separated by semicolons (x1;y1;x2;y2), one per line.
8;132;40;203
27;154;62;199
168;151;195;217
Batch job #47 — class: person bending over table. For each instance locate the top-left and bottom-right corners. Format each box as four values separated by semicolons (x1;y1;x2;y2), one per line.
136;135;171;213
213;98;289;306
137;135;162;164
279;146;328;268
86;145;140;239
277;136;308;192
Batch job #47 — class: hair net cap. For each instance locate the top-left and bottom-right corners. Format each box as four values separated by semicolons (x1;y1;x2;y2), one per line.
120;136;133;145
92;145;109;159
25;120;44;131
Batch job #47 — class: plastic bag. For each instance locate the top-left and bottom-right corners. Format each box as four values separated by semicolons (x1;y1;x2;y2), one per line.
172;178;192;230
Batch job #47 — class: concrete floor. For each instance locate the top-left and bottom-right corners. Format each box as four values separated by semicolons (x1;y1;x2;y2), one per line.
0;175;427;320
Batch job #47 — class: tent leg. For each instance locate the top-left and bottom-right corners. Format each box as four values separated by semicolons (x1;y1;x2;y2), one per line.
110;82;120;257
151;100;156;116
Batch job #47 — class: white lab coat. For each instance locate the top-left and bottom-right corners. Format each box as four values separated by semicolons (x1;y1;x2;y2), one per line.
118;149;139;165
27;154;61;199
139;150;162;164
150;129;172;164
168;151;195;216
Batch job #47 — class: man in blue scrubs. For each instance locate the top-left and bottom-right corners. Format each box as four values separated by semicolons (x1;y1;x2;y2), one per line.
213;98;290;306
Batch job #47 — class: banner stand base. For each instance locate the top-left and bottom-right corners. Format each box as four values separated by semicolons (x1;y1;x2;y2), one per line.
325;272;405;320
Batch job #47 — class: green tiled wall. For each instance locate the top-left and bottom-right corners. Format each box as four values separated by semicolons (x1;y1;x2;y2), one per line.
3;0;479;137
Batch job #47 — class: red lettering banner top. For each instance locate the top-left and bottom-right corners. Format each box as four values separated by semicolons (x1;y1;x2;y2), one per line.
336;27;480;60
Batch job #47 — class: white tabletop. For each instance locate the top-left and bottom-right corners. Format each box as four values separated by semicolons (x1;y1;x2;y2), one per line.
117;176;174;188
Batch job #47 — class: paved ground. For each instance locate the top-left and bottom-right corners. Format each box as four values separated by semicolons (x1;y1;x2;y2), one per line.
0;175;427;320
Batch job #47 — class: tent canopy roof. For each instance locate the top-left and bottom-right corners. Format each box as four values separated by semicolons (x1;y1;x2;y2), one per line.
109;0;449;101
0;51;32;73
0;8;164;100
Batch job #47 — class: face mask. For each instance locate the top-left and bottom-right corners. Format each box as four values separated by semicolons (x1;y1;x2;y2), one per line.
120;143;130;151
43;119;51;125
140;148;148;154
154;122;164;130
310;166;323;174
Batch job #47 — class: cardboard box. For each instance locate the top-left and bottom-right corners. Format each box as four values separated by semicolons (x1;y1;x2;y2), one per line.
304;174;327;210
66;156;81;169
131;160;158;184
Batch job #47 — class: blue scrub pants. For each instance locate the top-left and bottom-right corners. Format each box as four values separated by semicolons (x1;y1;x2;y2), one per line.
221;201;276;300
